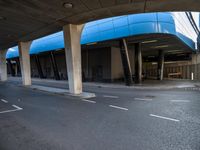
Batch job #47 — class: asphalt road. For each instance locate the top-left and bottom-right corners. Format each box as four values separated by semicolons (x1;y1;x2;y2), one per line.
0;81;200;150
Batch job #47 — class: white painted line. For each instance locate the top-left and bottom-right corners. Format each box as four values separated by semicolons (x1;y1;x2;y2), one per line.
134;98;152;101
0;109;22;114
82;99;96;104
1;99;8;103
150;114;180;122
170;100;190;103
109;105;128;111
103;95;119;99
12;105;23;110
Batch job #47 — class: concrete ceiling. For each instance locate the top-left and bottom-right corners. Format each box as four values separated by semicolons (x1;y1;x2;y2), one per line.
1;0;200;50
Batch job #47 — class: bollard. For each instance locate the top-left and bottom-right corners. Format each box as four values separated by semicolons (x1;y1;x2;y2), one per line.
191;72;194;80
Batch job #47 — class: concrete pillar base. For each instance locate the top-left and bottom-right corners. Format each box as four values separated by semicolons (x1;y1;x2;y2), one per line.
63;24;84;94
0;50;8;81
18;41;32;86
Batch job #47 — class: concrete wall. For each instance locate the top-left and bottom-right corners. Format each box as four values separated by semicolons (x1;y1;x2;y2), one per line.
111;47;123;81
192;53;200;64
84;47;111;82
26;47;125;82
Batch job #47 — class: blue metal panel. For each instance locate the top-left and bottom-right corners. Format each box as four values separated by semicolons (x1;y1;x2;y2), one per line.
6;12;197;59
129;23;158;35
157;22;176;34
6;46;18;59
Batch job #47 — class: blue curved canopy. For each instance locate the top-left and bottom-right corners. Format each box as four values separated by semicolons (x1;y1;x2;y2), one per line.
6;12;197;59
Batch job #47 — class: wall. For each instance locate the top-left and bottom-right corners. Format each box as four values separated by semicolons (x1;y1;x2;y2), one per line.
111;47;123;81
144;61;200;80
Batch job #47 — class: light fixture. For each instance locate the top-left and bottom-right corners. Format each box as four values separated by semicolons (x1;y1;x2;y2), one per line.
142;40;157;44
86;42;97;46
63;3;73;9
166;50;182;53
153;45;169;49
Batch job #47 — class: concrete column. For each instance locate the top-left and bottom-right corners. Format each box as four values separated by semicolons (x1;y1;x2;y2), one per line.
134;43;142;84
0;50;8;81
18;41;32;86
63;24;84;94
157;50;164;80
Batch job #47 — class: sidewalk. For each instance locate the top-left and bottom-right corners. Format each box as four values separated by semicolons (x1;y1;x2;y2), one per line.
7;76;200;90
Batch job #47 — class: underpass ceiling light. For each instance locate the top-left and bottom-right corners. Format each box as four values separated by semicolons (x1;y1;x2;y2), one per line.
86;42;97;46
167;50;182;53
63;3;73;9
141;40;157;44
153;45;169;49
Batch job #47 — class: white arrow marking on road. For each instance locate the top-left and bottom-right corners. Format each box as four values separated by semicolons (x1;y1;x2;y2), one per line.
0;105;23;114
12;105;23;110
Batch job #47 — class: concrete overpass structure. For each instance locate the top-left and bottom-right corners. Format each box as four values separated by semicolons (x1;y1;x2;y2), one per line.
1;1;200;94
5;12;200;86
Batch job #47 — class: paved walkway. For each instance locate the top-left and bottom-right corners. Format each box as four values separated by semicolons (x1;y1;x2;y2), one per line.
7;77;200;90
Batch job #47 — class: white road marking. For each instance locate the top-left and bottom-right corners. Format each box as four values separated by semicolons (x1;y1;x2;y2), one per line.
103;95;119;99
82;99;96;103
134;98;152;101
0;109;22;114
1;99;8;103
150;114;180;122
170;100;190;103
12;105;23;110
0;105;23;114
109;105;128;111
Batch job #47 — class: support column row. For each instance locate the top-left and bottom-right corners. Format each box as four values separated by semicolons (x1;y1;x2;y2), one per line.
1;24;84;95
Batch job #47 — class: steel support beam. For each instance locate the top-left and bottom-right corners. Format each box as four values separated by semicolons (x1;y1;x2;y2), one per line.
34;55;44;79
157;50;164;80
50;51;60;80
135;43;142;84
7;59;15;77
119;39;133;86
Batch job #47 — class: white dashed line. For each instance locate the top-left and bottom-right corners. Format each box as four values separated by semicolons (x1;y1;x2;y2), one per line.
134;98;152;101
170;100;190;103
12;105;23;110
1;99;8;103
103;95;119;99
109;105;128;111
150;114;180;122
82;99;96;103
